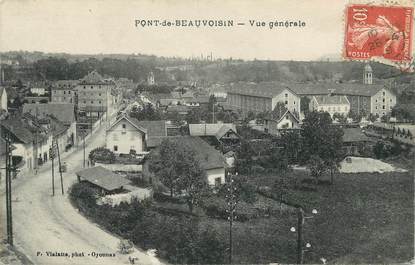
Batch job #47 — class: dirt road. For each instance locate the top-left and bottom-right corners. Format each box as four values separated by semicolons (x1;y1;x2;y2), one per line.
1;121;163;265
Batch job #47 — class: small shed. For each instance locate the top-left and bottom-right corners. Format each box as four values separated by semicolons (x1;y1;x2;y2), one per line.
75;166;131;194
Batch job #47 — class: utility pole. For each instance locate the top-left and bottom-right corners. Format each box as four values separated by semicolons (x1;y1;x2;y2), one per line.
4;131;14;245
297;207;304;264
55;140;64;195
83;134;86;168
225;172;238;264
49;147;55;196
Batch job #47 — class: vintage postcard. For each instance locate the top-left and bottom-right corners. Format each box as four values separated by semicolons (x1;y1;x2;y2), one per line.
0;0;414;264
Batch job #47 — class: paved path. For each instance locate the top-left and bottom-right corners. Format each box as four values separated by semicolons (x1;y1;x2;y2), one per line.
1;119;163;265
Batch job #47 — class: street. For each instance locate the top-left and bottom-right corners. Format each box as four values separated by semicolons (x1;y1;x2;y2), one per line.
1;118;163;265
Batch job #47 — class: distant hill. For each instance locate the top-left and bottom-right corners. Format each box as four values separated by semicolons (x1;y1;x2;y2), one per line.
0;51;404;85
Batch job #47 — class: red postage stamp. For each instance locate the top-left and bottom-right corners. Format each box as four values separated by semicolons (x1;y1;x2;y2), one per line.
344;4;413;64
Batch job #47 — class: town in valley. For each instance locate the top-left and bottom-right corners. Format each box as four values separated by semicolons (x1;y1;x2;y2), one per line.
0;52;414;265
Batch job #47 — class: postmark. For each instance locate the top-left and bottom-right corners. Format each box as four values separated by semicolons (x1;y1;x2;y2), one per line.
344;4;413;65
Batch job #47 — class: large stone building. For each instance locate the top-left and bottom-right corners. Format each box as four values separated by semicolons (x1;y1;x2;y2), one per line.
51;80;79;104
76;71;116;117
224;82;301;115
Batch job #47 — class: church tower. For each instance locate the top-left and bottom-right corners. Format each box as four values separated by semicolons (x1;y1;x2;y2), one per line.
363;63;373;85
147;71;155;85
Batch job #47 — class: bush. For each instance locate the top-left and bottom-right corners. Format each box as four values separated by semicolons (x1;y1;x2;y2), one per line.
69;182;99;209
89;147;115;163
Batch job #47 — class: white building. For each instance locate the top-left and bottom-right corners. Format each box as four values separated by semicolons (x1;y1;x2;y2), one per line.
310;95;350;117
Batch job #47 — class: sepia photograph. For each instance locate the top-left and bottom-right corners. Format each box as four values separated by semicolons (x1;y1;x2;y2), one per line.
0;0;414;264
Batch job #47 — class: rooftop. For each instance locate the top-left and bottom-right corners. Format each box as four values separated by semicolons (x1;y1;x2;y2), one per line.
23;103;75;124
313;95;349;105
76;166;131;191
189;123;237;140
226;82;296;98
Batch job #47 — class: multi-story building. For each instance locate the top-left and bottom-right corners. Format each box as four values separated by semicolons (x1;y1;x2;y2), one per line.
224;82;301;115
75;71;118;117
292;64;397;118
51;80;78;104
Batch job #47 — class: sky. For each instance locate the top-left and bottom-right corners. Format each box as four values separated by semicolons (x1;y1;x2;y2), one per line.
0;0;410;61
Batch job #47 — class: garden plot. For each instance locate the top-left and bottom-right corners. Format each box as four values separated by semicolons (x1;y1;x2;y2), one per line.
339;156;408;173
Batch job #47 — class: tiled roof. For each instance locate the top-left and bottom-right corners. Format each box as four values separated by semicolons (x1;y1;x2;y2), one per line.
52;80;79;90
1;119;35;144
290;83;387;97
225;81;390;98
342;128;371;142
136;120;167;137
313;95;349;105
226;82;296;98
189;123;237;140
79;70;106;85
76;166;131;191
23;103;75;124
153;136;226;170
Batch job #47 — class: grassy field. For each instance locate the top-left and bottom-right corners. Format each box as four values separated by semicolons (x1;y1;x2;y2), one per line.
239;170;414;264
71;169;413;264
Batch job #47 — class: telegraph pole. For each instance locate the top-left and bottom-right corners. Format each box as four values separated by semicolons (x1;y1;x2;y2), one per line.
226;172;238;264
83;134;86;168
50;147;55;196
4;131;14;245
297;208;304;264
55;140;64;195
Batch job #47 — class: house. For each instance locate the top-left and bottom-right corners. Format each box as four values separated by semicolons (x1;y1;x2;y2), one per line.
106;115;167;154
0;118;42;171
143;136;227;187
166;105;189;115
224;82;301;116
310;95;350;117
0;87;7;111
76;166;131;195
263;109;301;135
342;127;374;156
189;123;240;148
51;80;78;104
106;115;147;155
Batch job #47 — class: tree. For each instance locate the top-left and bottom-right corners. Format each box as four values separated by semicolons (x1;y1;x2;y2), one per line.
281;130;301;162
149;138;208;212
332;112;347;123
148;139;180;197
175;147;208;213
130;103;163;121
301;111;343;184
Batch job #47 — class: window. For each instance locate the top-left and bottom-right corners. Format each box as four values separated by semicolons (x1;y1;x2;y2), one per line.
121;131;126;135
286;115;289;120
294;101;296;105
99;93;101;96
214;177;222;187
382;98;385;102
63;97;66;100
91;86;93;89
375;99;378;103
113;145;118;151
382;105;385;109
285;100;288;105
68;91;71;94
63;91;66;94
390;99;392;102
375;106;378;109
91;101;94;104
99;101;102;104
285;93;288;98
83;86;86;89
383;92;385;96
122;124;126;129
